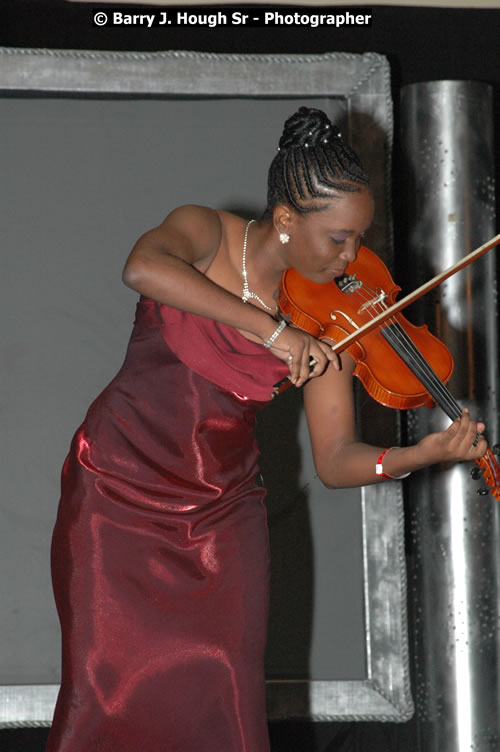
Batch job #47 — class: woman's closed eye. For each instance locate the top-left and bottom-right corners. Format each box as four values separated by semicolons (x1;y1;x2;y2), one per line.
331;230;366;246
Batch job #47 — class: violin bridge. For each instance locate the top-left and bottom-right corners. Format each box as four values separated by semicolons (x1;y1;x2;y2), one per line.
358;289;387;313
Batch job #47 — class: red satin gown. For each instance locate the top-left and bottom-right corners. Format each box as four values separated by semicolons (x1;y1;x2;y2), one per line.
47;298;289;752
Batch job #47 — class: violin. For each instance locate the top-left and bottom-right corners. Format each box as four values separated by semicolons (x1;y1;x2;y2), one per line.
273;237;500;501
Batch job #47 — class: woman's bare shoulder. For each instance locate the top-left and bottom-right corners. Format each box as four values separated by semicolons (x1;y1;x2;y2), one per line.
160;206;247;257
131;205;223;265
162;204;223;253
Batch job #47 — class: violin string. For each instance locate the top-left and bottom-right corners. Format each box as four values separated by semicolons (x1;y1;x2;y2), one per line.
347;285;462;421
362;295;461;416
381;322;462;420
366;304;462;418
381;317;462;419
364;296;462;419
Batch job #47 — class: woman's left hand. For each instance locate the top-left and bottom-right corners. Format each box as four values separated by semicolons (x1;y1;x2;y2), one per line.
415;409;487;465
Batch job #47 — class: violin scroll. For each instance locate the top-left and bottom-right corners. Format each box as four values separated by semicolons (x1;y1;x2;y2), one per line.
473;449;500;502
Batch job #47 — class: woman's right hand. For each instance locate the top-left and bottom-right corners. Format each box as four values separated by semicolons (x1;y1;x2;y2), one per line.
266;324;340;386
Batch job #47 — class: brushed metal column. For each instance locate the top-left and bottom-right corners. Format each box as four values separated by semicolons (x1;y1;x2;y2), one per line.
400;81;499;752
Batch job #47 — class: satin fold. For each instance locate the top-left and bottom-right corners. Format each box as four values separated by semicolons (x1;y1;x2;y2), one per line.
47;299;289;752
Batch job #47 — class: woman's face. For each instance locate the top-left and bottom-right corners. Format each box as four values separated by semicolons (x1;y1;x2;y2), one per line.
283;185;375;283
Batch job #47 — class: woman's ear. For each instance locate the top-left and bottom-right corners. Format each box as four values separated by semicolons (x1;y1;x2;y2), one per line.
272;204;294;236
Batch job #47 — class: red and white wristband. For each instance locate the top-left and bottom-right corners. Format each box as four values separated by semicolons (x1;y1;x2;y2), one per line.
375;447;411;480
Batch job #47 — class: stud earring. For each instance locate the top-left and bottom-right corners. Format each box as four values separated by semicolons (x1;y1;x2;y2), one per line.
279;232;290;244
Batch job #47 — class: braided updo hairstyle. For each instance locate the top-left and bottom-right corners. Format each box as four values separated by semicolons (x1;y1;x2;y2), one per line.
264;107;369;217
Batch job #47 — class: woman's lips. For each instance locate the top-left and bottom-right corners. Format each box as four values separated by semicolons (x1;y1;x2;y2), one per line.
325;267;346;279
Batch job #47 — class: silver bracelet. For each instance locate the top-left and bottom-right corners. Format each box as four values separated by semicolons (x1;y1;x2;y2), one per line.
264;320;287;348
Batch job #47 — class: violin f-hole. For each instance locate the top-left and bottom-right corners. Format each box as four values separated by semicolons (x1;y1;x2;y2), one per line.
329;310;360;330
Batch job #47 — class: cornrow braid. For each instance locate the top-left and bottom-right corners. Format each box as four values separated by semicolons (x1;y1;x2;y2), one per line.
263;107;369;217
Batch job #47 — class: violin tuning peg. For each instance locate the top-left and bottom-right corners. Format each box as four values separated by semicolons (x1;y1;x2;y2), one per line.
477;488;490;496
470;467;482;480
492;444;500;456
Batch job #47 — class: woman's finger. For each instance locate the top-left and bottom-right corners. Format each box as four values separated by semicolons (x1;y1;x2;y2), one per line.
447;409;472;443
307;348;328;378
295;340;313;386
456;410;483;451
318;337;341;371
444;410;488;459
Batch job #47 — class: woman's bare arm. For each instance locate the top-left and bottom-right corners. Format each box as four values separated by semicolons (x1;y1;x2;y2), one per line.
304;354;487;489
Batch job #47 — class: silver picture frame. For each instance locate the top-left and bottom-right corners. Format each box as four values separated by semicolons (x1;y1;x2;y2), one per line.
0;46;412;726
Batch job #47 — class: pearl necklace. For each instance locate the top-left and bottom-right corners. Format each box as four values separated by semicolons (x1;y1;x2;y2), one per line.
241;219;277;312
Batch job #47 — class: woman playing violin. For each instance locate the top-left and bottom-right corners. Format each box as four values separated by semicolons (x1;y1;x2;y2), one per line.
47;107;486;752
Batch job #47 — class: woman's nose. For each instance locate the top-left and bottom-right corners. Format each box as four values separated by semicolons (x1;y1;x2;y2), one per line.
339;239;359;263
